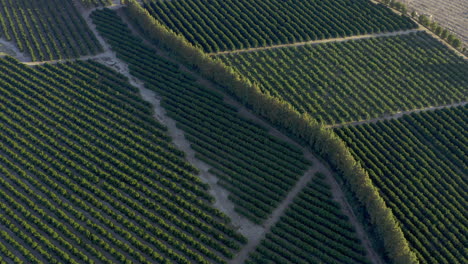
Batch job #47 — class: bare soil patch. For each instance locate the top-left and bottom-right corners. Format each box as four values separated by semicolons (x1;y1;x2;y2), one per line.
0;38;30;62
405;0;467;43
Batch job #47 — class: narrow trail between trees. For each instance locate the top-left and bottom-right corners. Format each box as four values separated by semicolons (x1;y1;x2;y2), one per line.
22;52;112;66
209;29;422;56
329;101;467;128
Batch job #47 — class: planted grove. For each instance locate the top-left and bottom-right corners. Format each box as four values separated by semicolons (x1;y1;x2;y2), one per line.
91;8;311;224
336;105;467;264
141;0;416;53
247;173;370;264
80;0;113;7
0;0;102;61
0;57;244;264
219;32;468;125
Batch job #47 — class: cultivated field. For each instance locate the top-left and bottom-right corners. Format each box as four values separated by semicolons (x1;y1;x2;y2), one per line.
336;105;467;264
0;0;466;263
406;0;468;43
0;57;244;263
141;0;416;52
246;173;370;264
91;8;312;224
219;32;467;125
0;0;102;61
80;0;112;7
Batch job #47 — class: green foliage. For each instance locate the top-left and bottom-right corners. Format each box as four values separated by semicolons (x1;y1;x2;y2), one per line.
141;0;416;53
91;8;311;224
122;1;420;262
0;56;244;263
0;0;102;61
418;15;430;26
247;176;371;264
451;38;462;48
219;32;468;125
440;29;449;39
336;105;468;264
80;0;112;7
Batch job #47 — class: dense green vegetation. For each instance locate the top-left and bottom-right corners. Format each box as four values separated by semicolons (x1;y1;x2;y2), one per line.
91;8;311;224
247;173;370;264
219;32;468;124
0;56;244;264
0;0;102;61
123;2;419;262
336;106;467;264
141;0;416;53
80;0;113;8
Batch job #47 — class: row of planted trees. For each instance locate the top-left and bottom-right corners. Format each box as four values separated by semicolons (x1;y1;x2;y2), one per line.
378;0;464;51
91;8;311;225
0;56;244;263
122;0;418;263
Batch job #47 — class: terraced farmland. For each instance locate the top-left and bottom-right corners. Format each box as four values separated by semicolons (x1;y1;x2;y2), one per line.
141;0;416;53
91;8;311;224
219;32;468;124
0;57;244;264
0;0;102;61
336;105;467;264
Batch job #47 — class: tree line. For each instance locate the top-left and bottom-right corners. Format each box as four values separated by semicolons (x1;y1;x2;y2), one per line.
123;0;418;263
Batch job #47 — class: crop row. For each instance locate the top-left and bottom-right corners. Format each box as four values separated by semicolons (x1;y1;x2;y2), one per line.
0;0;102;61
80;0;112;7
91;8;311;224
0;56;243;263
142;0;416;52
219;32;468;125
246;173;370;264
336;105;467;264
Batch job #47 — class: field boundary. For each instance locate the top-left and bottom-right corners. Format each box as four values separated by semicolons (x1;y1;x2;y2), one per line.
209;29;422;56
330;101;468;128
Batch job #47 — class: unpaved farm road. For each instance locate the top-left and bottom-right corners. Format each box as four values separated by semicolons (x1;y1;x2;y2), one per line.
220;94;383;264
330;101;467;128
209;29;422;56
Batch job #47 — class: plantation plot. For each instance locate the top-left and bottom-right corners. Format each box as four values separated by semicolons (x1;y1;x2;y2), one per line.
91;8;311;224
0;0;102;61
219;32;468;125
0;57;244;264
336;105;468;264
141;0;416;53
246;173;370;264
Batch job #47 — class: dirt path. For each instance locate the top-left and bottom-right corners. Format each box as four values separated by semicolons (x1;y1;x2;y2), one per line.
330;101;467;128
209;29;422;56
22;52;112;66
221;94;384;264
0;38;31;62
231;162;316;264
16;3;384;262
71;0;266;242
113;8;384;263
